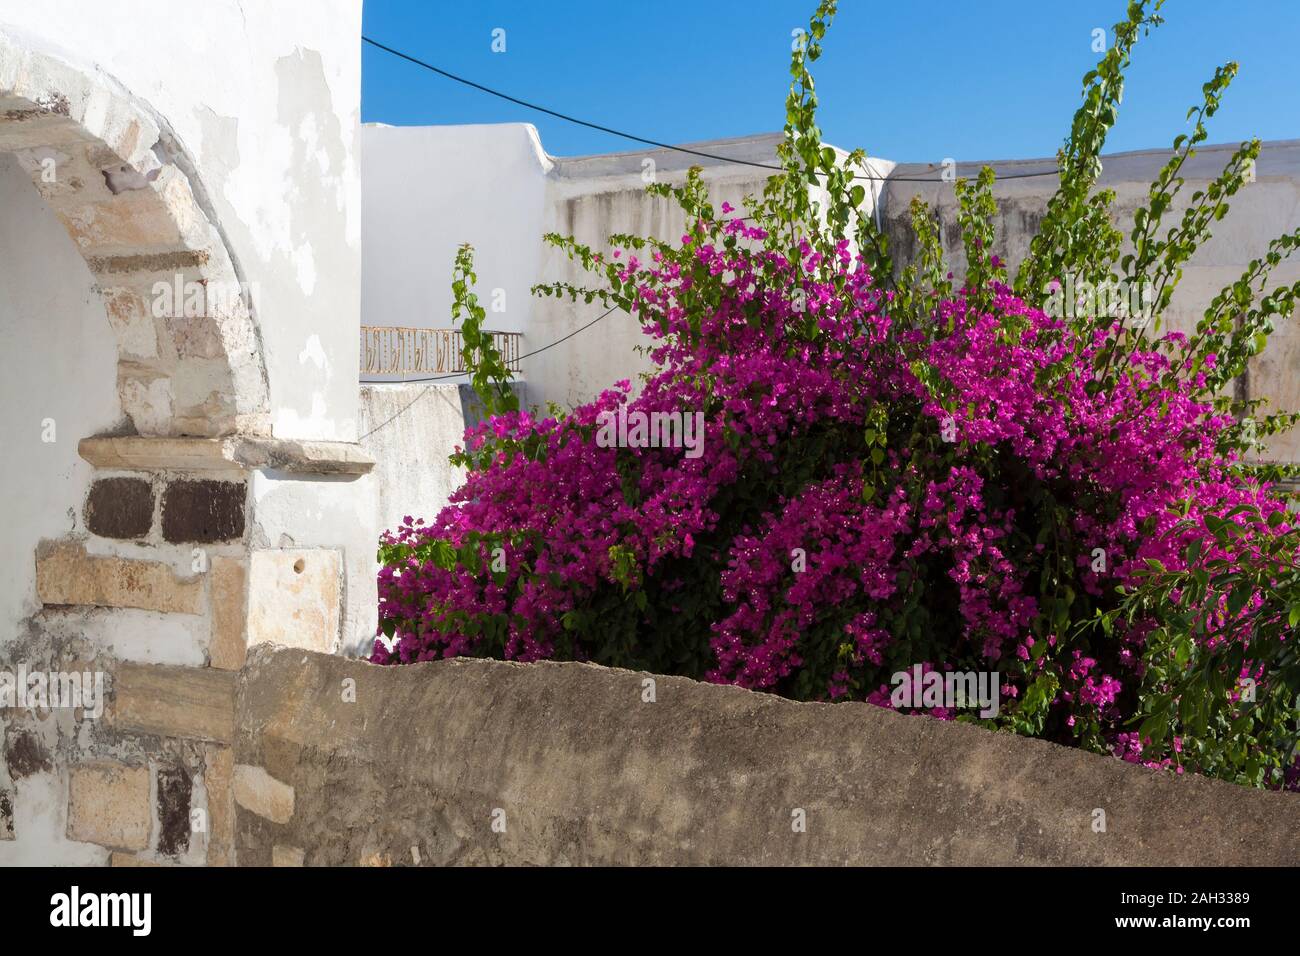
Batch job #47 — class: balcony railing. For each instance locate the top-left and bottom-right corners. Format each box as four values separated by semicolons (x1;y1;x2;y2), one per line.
360;326;522;380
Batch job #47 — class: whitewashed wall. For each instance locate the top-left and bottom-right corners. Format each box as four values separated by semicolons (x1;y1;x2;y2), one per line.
0;1;373;864
361;125;894;411
363;126;1300;470
0;0;364;442
0;155;119;662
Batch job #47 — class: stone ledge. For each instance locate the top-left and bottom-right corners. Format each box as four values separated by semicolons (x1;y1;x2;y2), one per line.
234;646;1300;866
79;435;375;476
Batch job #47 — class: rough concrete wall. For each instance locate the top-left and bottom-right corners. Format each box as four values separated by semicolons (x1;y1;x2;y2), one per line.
358;383;468;541
881;140;1300;460
233;645;1300;866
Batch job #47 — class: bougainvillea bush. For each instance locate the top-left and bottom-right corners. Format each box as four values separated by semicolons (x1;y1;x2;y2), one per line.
376;0;1300;790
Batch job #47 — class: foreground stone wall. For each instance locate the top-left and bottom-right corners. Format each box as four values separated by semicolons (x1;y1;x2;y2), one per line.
233;645;1299;866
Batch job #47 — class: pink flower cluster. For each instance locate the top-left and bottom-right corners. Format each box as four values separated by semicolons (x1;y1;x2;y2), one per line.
374;218;1289;768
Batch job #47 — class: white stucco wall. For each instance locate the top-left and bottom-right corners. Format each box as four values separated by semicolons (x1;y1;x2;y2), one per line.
361;124;545;346
360;126;894;411
0;0;363;443
0;1;375;866
0;0;377;658
0;155;119;640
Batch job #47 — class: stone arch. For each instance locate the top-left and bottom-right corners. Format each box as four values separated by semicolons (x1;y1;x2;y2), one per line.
0;29;270;438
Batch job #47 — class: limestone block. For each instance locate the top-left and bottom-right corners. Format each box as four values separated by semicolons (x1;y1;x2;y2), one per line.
208;557;248;670
100;286;159;359
109;852;162;867
67;761;150;851
232;765;293;824
36;540;201;613
204;746;235;866
109;662;235;743
272;845;305;867
246;549;340;654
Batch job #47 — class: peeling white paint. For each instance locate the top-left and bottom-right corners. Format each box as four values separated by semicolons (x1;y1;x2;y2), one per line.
293;241;318;295
0;773;107;866
298;333;328;371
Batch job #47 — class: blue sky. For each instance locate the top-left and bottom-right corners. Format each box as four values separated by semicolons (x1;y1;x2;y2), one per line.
362;1;1300;162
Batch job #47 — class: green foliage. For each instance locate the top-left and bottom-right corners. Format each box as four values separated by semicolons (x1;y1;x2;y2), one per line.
451;243;517;418
1112;505;1300;789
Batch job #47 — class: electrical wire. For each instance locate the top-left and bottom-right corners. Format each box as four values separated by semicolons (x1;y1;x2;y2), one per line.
362;35;1065;183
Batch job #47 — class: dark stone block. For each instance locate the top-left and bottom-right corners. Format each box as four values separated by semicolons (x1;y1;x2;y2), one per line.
85;477;154;539
156;764;192;857
0;788;12;840
161;479;245;543
4;729;51;779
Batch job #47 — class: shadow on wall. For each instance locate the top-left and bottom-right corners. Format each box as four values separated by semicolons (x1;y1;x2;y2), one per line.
358;381;527;542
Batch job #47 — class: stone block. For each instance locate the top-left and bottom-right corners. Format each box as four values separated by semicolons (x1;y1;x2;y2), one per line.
204;746;235;866
155;764;191;857
272;845;305;867
4;728;52;778
67;761;150;850
0;788;13;840
100;286;158;359
160;479;245;543
109;852;162;867
84;476;154;539
109;662;235;743
165;315;227;360
208;557;248;670
246;549;340;653
36;540;202;613
232;764;293;824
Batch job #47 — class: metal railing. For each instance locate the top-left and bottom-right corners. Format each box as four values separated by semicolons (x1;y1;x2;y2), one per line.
360;326;522;379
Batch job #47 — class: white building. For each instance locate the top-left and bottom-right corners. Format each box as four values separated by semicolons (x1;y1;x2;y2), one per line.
359;124;1300;535
0;1;376;864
